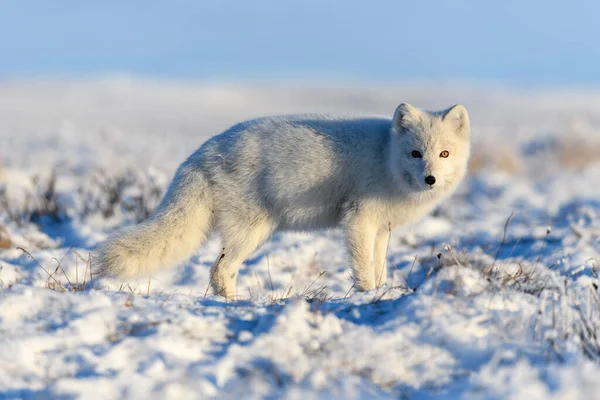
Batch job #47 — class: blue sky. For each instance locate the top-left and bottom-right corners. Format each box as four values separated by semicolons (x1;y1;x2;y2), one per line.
1;0;598;85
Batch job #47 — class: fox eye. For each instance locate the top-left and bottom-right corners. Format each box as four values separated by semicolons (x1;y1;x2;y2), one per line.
411;150;422;158
440;150;449;158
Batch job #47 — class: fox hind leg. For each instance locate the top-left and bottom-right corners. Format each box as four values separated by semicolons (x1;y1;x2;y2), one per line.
210;217;272;299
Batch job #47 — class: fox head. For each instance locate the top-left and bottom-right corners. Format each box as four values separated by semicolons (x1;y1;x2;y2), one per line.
388;103;470;194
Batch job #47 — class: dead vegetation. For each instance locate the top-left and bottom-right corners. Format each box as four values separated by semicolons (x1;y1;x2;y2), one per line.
79;169;163;222
0;169;64;226
556;139;600;170
415;215;600;363
0;225;11;249
469;145;523;174
0;167;164;228
469;134;600;176
16;246;95;292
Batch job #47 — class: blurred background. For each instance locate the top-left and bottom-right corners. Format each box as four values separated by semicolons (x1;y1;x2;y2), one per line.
0;0;599;174
1;0;599;84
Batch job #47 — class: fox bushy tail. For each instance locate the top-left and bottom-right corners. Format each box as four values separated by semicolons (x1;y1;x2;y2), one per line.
95;161;213;278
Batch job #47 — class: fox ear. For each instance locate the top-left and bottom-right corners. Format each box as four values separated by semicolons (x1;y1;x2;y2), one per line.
443;104;470;139
392;103;421;133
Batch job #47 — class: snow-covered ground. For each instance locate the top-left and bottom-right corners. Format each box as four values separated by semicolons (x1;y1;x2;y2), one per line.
1;79;600;399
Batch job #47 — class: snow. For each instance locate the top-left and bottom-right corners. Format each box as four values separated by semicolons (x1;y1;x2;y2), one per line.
1;79;600;399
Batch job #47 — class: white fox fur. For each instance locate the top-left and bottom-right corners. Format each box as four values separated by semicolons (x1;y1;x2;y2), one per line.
95;103;470;298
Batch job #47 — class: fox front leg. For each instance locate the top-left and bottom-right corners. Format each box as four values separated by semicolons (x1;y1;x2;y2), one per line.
373;226;390;288
344;214;378;291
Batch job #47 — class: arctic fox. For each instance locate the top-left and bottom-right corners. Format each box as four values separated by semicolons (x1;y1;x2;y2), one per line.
96;103;470;299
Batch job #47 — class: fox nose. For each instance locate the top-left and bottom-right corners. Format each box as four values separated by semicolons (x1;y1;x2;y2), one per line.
424;175;436;186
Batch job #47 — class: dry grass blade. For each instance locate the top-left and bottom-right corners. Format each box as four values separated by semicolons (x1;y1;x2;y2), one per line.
533;227;552;269
50;257;75;291
267;255;274;292
204;249;225;298
89;253;94;289
17;247;66;292
398;255;420;291
376;222;392;288
307;285;329;302
343;282;356;300
74;251;90;291
298;271;326;298
82;253;90;291
492;212;514;270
